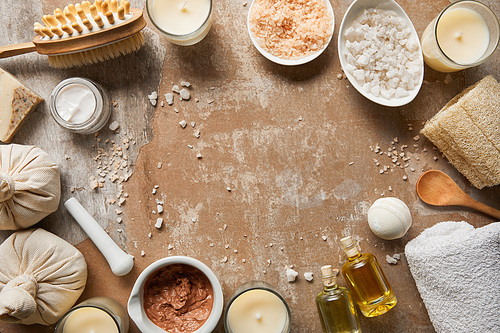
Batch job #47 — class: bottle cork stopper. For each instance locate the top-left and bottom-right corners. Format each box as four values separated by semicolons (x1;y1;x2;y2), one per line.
321;265;333;277
340;236;354;248
320;265;339;287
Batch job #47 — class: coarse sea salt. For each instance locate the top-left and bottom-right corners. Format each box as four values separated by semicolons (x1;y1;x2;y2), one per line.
344;8;421;100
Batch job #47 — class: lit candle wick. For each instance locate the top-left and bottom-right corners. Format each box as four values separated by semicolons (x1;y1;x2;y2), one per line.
180;0;188;10
455;31;463;40
256;313;261;321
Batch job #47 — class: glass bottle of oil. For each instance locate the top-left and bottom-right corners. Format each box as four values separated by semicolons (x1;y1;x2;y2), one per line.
315;265;361;333
340;236;397;317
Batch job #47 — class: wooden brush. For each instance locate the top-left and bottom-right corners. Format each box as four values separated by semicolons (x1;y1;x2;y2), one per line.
0;0;146;68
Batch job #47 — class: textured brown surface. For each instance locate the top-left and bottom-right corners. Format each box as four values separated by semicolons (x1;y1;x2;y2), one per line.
0;0;499;333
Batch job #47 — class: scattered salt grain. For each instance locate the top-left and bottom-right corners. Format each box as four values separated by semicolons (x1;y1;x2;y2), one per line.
165;93;174;105
155;218;163;229
304;272;314;281
179;120;187;128
109;121;120;131
148;91;158;106
180;89;191;100
286;268;299;282
386;254;398;265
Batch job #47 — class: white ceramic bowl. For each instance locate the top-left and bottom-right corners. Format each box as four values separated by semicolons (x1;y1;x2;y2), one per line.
247;0;335;66
338;0;424;107
128;256;223;333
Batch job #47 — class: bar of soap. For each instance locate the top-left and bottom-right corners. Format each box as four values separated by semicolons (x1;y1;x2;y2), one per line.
0;68;43;142
368;197;412;240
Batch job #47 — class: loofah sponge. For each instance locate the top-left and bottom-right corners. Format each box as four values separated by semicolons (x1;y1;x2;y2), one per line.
421;76;500;189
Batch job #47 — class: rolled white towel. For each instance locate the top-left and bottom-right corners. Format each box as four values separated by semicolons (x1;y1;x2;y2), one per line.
405;221;500;333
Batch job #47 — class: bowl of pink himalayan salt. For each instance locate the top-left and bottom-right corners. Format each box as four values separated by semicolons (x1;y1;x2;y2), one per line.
248;0;335;66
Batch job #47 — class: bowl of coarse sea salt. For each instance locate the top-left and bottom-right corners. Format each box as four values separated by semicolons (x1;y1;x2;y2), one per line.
248;0;335;66
338;0;424;107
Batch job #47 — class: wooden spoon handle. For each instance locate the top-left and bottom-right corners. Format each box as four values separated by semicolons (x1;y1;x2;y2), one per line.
0;42;37;58
465;199;500;220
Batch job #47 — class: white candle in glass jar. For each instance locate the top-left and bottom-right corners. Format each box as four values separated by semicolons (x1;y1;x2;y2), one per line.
62;307;119;333
421;0;499;72
226;289;288;333
147;0;212;45
436;8;489;64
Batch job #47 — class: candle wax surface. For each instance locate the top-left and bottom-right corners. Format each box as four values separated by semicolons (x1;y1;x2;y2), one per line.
227;289;288;333
62;307;119;333
55;83;96;124
151;0;211;35
437;8;489;64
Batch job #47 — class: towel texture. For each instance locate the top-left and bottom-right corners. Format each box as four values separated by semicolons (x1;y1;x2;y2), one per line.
421;75;500;189
405;221;500;333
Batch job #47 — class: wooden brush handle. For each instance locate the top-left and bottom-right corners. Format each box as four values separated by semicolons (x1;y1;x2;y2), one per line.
0;42;37;58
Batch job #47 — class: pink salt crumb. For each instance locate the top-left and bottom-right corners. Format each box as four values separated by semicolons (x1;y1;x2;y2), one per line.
249;0;333;59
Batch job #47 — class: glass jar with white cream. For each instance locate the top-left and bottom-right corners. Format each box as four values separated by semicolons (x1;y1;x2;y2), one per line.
50;77;111;134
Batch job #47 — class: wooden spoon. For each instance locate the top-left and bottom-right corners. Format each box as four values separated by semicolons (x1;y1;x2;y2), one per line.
416;170;500;219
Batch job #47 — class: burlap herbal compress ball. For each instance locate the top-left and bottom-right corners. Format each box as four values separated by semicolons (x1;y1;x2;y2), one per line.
0;228;88;325
0;144;61;230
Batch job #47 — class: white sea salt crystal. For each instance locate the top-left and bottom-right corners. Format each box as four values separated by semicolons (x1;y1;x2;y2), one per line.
286;268;299;282
165;93;174;105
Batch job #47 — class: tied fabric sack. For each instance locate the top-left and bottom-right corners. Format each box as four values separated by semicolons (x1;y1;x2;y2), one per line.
0;144;61;230
0;228;87;325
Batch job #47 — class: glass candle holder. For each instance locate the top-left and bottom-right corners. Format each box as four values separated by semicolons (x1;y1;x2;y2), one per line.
421;0;499;72
50;77;111;134
146;0;213;46
54;297;129;333
224;281;291;333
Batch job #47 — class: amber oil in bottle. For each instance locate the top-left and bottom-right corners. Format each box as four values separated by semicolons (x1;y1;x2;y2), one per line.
340;236;397;317
316;265;361;333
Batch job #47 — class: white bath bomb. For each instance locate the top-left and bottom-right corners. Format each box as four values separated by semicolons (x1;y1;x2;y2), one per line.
368;197;412;240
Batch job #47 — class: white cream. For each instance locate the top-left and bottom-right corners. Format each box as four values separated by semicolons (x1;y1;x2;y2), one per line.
55;83;96;124
368;197;412;240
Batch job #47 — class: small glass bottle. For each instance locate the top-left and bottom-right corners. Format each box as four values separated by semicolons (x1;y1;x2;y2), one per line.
340;236;397;317
316;265;361;333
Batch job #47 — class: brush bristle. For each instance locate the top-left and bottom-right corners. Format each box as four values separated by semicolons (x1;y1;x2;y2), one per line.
47;32;144;68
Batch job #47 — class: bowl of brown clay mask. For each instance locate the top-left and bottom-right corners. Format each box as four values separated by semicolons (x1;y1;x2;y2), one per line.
128;256;223;333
